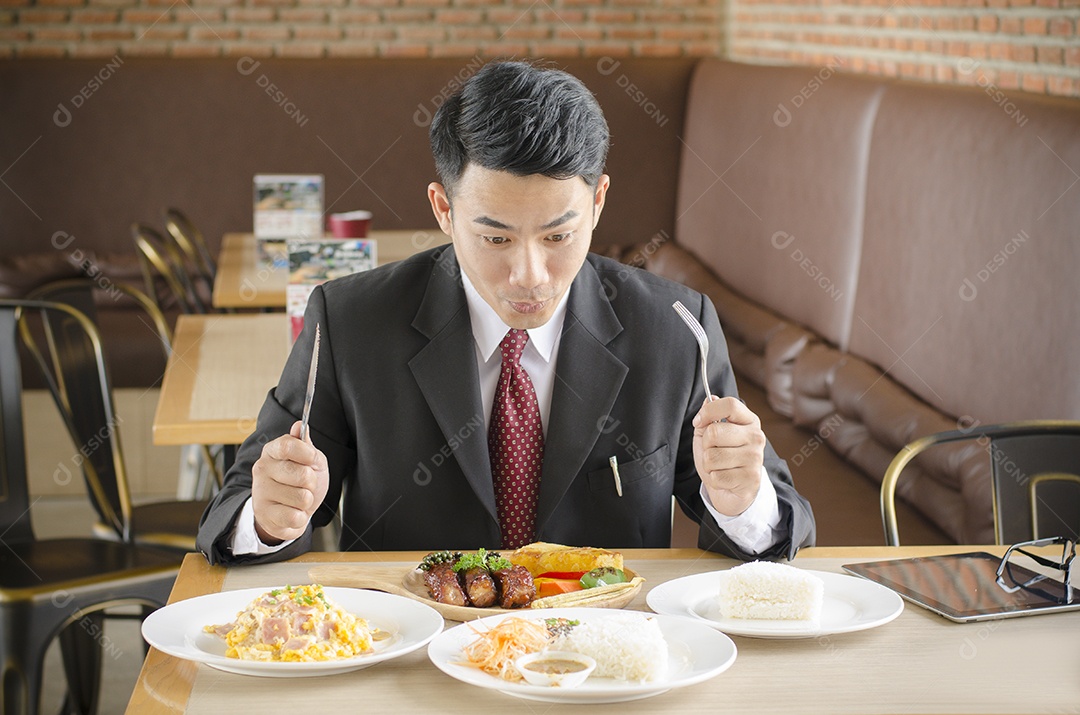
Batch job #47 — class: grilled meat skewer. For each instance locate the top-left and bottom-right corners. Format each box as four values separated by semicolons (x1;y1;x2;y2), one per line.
462;567;498;607
492;565;536;608
423;562;468;606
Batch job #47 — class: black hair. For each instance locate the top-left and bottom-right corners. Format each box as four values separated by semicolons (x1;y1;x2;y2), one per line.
430;61;610;195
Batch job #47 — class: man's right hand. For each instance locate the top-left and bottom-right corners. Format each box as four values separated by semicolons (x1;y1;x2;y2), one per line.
251;420;330;545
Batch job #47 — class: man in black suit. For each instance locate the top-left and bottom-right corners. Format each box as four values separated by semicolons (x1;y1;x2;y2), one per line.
197;61;815;565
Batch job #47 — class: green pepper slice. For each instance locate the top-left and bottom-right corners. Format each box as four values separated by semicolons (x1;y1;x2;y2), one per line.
579;567;628;589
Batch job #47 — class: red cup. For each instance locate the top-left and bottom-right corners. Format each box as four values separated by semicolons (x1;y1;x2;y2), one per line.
328;210;372;238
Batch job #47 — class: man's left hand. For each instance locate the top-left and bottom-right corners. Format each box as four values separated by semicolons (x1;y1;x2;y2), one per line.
692;396;766;517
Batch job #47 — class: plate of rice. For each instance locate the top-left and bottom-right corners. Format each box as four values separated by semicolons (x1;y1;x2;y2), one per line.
427;607;737;703
142;585;444;677
646;565;904;639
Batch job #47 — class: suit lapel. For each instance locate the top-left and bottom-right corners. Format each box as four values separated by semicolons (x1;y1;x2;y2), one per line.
536;258;627;533
408;248;497;523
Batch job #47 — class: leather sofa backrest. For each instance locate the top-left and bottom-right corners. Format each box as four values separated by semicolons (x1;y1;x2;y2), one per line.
675;59;884;350
853;81;1080;422
0;57;696;258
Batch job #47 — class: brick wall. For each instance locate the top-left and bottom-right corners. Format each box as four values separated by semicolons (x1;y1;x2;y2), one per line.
0;0;1075;98
0;0;725;61
731;0;1079;98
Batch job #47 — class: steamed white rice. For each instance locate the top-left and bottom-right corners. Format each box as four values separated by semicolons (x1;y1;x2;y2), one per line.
553;612;667;682
716;560;824;621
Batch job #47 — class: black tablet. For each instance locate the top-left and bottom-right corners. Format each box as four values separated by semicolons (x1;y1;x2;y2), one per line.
842;552;1079;622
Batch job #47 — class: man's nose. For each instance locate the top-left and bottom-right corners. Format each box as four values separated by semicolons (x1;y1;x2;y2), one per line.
509;243;548;289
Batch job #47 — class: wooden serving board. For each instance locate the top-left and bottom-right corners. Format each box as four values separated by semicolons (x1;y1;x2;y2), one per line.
307;564;642;622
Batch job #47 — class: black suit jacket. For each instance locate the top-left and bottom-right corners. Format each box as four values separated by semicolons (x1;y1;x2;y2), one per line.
197;246;815;564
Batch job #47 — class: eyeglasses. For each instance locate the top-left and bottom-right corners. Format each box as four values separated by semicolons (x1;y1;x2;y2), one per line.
995;536;1076;604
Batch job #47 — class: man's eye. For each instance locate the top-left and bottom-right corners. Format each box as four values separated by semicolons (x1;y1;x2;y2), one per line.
484;235;509;245
548;232;572;243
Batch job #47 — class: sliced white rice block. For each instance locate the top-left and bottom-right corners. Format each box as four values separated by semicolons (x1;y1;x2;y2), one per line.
716;561;824;621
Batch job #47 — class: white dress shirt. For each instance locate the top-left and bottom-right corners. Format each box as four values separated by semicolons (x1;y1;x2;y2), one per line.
232;271;781;555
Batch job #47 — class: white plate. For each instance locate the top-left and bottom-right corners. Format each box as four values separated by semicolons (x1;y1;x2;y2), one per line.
427;607;736;704
141;586;444;677
646;569;904;639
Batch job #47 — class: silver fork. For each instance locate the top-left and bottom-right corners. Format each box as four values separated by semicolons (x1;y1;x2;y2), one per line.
672;300;713;399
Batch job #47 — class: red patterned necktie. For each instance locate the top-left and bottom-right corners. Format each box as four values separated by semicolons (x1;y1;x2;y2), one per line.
489;329;545;549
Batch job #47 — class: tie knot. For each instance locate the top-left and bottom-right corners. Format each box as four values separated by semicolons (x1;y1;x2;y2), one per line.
498;329;528;366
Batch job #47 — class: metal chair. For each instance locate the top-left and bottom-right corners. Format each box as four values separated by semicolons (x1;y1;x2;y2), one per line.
163;208;219;316
132;223;207;315
882;421;1080;546
23;279;218;551
164;207;216;285
0;298;180;715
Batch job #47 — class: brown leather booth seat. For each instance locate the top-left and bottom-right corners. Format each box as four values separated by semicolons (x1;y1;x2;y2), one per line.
647;59;1080;544
0;251;173;389
637;232;790;390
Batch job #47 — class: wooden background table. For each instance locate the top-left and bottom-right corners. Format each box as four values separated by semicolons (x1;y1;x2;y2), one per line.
126;546;1079;714
152;313;290;447
212;230;445;309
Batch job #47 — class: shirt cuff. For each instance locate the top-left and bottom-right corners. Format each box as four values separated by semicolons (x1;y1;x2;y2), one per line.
230;498;296;556
700;465;782;555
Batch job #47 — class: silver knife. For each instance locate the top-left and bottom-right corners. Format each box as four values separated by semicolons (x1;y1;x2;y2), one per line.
299;323;320;442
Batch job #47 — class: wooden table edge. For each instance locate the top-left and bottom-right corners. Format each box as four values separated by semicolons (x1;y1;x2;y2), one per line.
125;554;226;714
152;420;258;447
151;315;197;447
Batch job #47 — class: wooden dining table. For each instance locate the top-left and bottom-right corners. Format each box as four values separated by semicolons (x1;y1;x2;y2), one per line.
152;313;291;448
212;230;445;309
125;545;1079;714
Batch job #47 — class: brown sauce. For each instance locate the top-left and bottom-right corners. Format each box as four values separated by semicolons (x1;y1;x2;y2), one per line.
524;658;589;675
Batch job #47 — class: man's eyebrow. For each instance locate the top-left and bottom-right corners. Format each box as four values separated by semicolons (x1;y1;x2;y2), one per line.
540;210;578;230
473;216;513;230
472;210;579;232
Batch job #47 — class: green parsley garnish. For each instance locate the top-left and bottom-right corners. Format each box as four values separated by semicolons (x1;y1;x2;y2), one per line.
452;548;512;572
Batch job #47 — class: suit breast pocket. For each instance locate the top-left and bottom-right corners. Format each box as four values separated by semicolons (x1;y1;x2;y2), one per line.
586;444;672;495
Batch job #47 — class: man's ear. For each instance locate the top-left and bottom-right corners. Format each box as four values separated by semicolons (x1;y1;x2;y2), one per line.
591;174;610;228
427;182;453;237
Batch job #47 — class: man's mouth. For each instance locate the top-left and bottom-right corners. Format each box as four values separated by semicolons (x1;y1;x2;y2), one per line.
508;300;547;314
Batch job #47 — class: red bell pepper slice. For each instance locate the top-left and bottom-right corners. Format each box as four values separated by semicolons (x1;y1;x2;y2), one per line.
536;571;587;580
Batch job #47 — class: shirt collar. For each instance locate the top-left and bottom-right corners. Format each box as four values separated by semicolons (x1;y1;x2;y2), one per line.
460;270;569;364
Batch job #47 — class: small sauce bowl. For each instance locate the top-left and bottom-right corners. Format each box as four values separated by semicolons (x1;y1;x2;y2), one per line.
515;651;596;688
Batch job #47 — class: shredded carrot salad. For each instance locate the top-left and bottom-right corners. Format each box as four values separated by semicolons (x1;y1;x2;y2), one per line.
460;617;552;681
